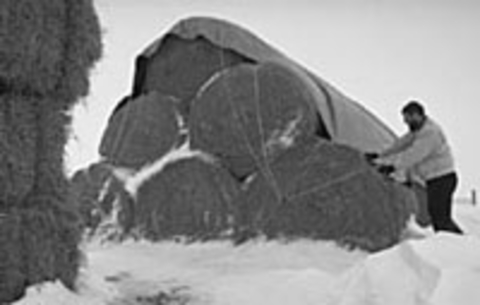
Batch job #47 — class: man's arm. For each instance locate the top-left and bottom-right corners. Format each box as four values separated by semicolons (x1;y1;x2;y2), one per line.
393;128;440;170
379;132;415;158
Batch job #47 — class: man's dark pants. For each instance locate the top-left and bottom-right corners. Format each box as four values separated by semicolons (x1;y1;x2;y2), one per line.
426;172;463;234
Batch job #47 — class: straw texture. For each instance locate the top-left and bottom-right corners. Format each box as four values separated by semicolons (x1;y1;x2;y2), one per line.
190;62;319;179
135;157;240;240
0;0;102;302
100;92;181;168
234;138;416;251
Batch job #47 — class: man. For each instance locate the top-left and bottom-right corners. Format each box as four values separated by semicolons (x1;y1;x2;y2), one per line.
367;100;463;234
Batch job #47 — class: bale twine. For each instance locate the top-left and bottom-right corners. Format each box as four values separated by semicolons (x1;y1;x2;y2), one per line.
100;92;182;168
132;34;253;117
134;156;240;241
190;61;321;179
235;138;415;252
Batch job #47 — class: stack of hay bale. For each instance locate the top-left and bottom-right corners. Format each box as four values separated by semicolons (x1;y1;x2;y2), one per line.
91;17;418;253
0;0;102;302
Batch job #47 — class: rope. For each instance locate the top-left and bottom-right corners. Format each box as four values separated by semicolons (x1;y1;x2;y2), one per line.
216;52;370;236
252;67;283;201
217;52;284;232
289;168;367;201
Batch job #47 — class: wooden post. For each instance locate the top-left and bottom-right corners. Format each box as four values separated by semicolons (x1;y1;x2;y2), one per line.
472;189;477;206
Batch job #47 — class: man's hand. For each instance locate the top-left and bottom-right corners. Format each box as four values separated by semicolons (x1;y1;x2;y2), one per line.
377;164;395;175
364;152;379;163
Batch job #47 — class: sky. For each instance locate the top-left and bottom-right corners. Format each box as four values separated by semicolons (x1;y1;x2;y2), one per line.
67;0;480;197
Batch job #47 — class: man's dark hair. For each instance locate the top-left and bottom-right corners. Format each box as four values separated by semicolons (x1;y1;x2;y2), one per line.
402;100;425;116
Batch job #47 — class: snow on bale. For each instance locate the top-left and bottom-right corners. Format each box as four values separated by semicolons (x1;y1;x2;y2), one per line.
133;156;241;241
234;138;416;252
190;62;322;180
0;0;102;302
132;34;254;118
100;91;182;168
70;162;113;230
70;161;136;240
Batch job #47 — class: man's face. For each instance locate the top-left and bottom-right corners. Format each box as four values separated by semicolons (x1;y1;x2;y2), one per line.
403;112;424;131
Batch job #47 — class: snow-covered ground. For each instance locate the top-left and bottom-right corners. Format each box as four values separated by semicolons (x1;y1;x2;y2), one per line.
14;203;480;305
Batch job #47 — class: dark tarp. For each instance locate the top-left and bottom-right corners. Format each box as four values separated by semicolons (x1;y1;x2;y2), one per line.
133;16;396;152
132;34;254;118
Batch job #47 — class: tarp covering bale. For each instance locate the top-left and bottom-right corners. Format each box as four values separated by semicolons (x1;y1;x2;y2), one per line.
132;34;254;117
190;62;324;179
91;16;421;252
235;138;416;251
133;16;396;153
100;91;181;168
134;156;240;240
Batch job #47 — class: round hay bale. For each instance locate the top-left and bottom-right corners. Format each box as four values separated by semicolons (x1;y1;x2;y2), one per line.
70;162;114;229
132;34;254;117
0;94;37;205
134;156;240;240
190;61;321;179
70;161;136;240
235;138;415;252
100;92;181;168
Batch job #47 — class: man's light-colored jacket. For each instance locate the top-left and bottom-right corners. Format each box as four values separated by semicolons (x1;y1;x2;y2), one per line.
380;117;455;184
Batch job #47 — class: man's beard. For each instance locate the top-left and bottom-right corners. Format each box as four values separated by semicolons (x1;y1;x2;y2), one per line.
408;120;424;132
